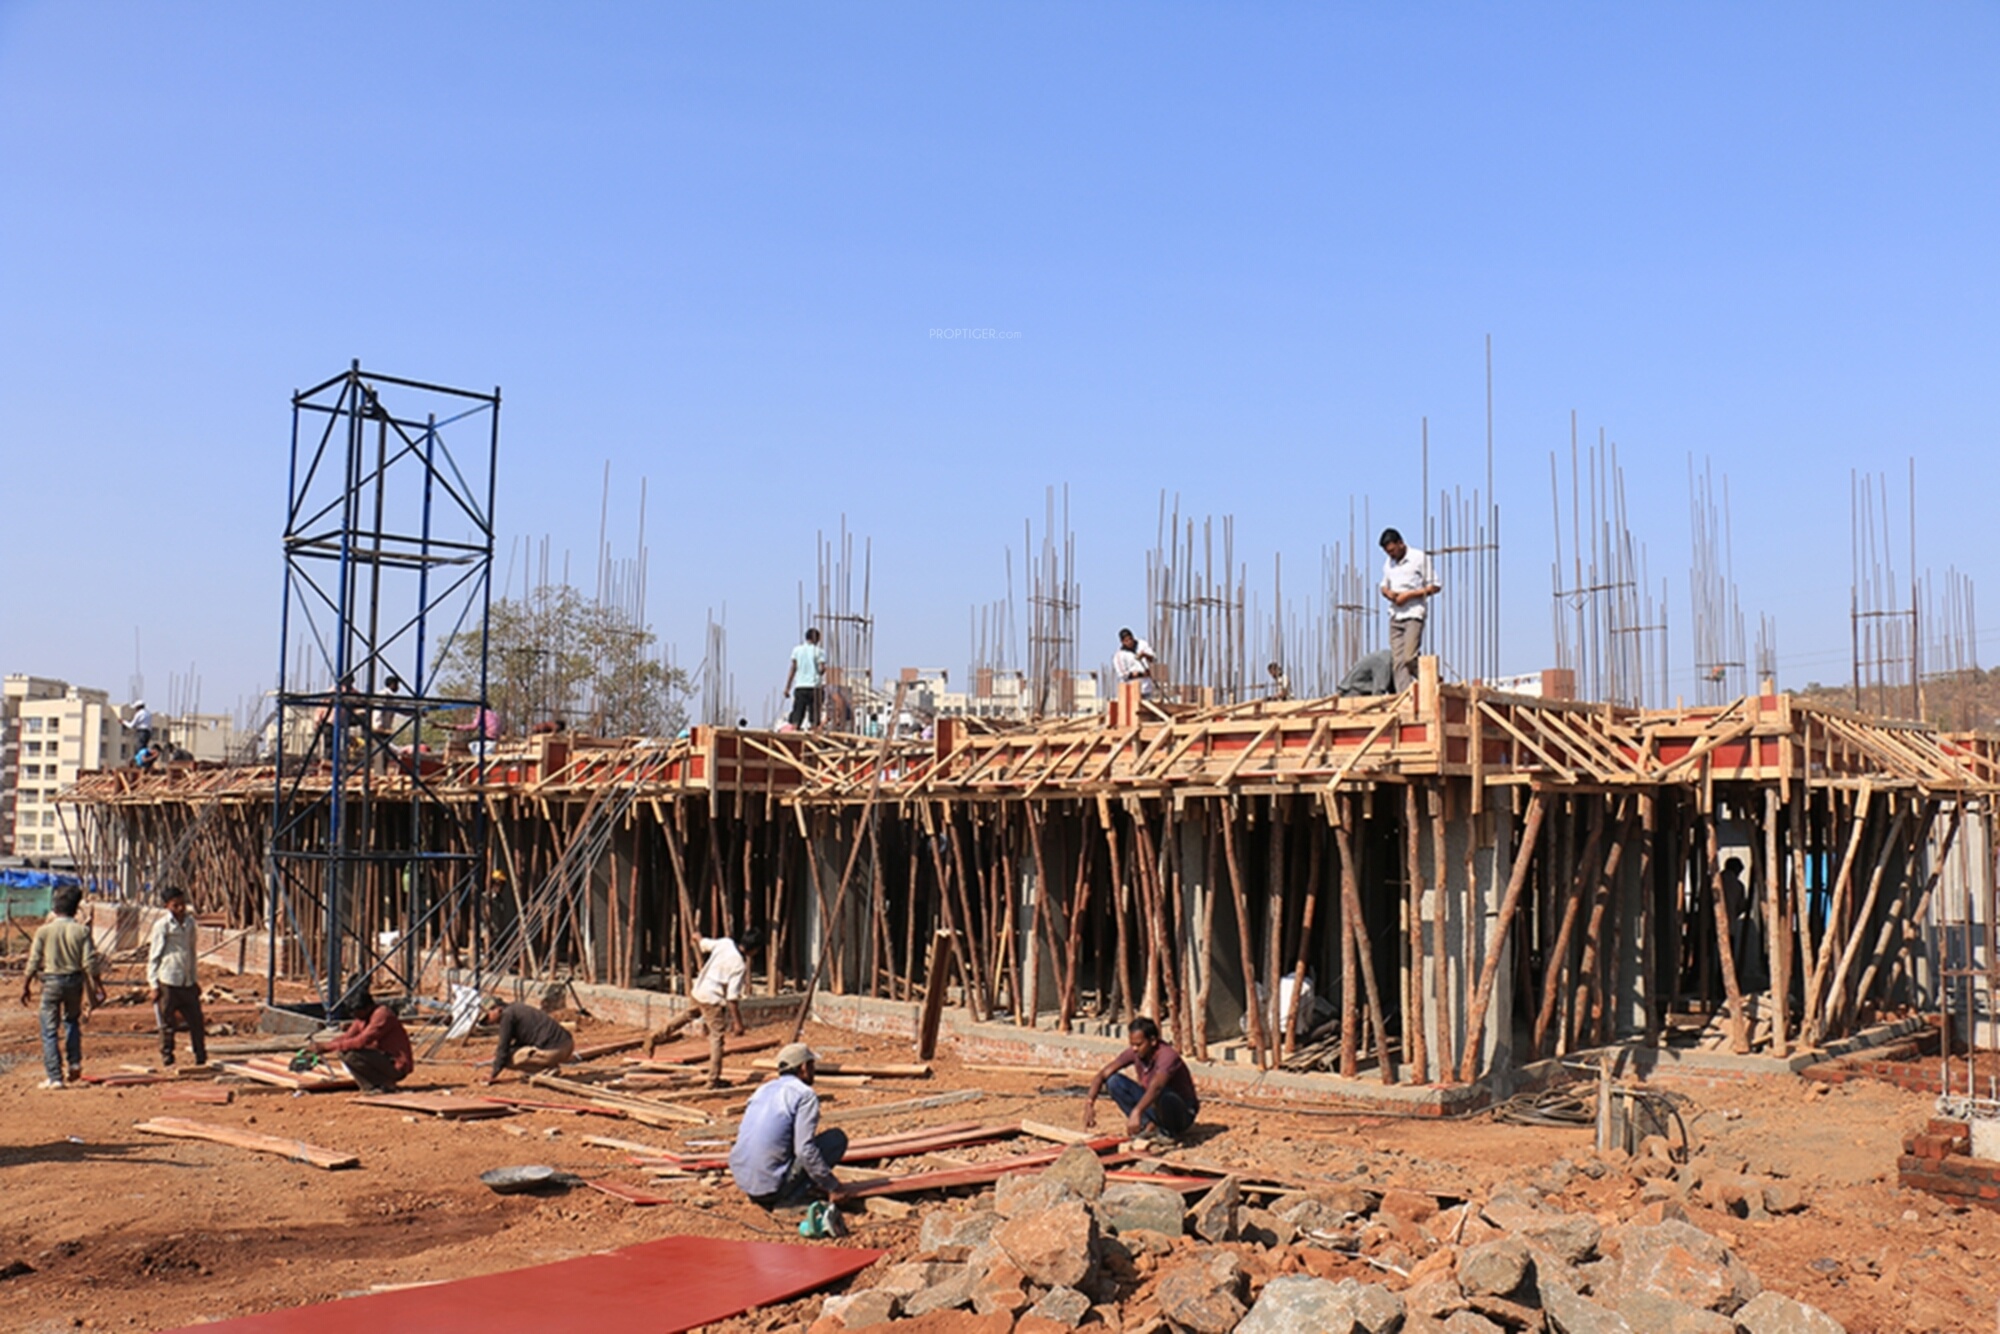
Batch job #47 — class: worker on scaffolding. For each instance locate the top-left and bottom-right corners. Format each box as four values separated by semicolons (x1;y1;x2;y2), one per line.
729;1042;848;1207
1114;628;1157;699
1266;661;1292;701
783;627;826;730
1379;528;1440;693
479;996;575;1082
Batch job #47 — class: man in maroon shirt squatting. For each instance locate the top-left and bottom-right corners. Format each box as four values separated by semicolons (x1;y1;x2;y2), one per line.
1084;1016;1199;1141
310;984;415;1093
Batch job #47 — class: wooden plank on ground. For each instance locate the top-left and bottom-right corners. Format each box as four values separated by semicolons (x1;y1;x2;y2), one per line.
750;1059;930;1079
528;1073;711;1125
585;1179;680;1206
160;1087;235;1106
352;1093;515;1120
134;1116;357;1170
1018;1119;1094;1145
822;1088;983;1125
480;1095;628;1119
960;1063;1095;1078
643;1033;781;1066
837;1139;1131;1200
568;1035;648;1062
219;1058;356;1092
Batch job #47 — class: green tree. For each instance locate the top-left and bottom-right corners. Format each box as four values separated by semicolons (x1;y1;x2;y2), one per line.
434;583;689;738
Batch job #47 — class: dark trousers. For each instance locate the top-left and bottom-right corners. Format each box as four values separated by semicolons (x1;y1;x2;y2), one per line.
341;1048;402;1093
748;1128;849;1208
788;686;820;728
39;975;85;1083
157;984;208;1065
1105;1072;1195;1137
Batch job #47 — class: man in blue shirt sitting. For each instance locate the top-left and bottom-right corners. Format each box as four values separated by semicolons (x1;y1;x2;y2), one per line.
728;1042;848;1207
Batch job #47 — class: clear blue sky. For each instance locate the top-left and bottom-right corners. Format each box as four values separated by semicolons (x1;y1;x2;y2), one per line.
3;3;1994;719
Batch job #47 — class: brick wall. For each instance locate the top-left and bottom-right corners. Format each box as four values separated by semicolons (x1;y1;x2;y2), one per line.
1898;1117;2000;1210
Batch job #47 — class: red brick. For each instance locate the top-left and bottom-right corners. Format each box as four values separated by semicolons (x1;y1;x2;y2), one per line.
1928;1118;1969;1137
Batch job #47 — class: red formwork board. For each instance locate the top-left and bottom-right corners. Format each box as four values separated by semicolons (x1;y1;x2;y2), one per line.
156;1235;884;1334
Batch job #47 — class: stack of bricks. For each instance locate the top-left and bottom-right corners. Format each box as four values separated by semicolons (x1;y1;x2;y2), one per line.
1898;1117;1999;1210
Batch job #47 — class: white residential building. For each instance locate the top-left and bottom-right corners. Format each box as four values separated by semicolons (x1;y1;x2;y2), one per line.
2;675;132;861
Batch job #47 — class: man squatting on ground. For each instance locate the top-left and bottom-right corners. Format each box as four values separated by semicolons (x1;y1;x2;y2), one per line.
481;998;575;1083
311;984;414;1093
644;928;760;1085
1379;527;1440;694
149;886;207;1067
783;627;826;729
1084;1016;1201;1141
20;886;106;1088
729;1042;848;1207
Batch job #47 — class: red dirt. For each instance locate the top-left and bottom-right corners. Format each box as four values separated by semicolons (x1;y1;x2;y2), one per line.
3;962;1997;1334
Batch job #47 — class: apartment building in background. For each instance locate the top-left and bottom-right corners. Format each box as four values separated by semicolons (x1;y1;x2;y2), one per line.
2;674;132;861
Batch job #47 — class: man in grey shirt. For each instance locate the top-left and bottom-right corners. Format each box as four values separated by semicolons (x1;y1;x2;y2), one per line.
728;1043;847;1206
1336;649;1396;698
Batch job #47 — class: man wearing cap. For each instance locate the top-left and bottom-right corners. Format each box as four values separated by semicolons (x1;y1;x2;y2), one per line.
728;1042;848;1207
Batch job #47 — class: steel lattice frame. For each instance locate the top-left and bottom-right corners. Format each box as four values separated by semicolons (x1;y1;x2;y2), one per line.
269;361;498;1016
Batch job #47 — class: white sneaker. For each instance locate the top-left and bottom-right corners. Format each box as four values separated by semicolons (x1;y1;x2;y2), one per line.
38;1079;65;1091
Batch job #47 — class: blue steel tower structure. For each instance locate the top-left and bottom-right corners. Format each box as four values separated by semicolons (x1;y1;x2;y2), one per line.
269;362;499;1017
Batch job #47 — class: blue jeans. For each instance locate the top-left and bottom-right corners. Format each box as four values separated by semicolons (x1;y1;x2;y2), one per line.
1105;1072;1195;1136
39;974;85;1083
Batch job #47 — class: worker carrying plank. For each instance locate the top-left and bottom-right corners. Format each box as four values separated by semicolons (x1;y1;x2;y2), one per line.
728;1042;849;1208
642;927;762;1087
1083;1016;1200;1144
480;998;575;1083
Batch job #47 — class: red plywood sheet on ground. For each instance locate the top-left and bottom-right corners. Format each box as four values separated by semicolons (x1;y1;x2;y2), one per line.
156;1235;883;1334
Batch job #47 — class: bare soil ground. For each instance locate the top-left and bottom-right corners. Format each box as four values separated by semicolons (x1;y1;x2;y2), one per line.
2;958;1996;1334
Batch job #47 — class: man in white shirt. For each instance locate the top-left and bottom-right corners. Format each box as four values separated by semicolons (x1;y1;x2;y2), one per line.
1113;628;1157;698
1379;528;1440;693
147;886;207;1067
782;628;827;729
129;700;153;752
644;928;761;1086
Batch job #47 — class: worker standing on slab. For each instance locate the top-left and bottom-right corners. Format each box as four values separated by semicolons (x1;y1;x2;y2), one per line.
729;1042;849;1207
1084;1016;1200;1143
148;886;207;1068
480;997;575;1082
1379;528;1440;693
1113;628;1157;698
783;627;826;729
128;700;152;751
311;984;414;1093
20;886;105;1089
643;927;761;1087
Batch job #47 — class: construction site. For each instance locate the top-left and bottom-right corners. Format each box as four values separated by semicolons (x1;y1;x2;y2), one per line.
7;362;2000;1334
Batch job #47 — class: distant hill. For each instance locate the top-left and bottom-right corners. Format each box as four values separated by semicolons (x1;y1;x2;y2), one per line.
1788;667;2000;734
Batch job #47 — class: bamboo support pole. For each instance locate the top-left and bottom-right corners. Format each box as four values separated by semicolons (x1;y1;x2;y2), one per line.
1458;791;1547;1084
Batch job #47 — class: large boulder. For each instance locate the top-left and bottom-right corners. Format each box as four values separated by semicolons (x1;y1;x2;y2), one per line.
1188;1175;1242;1243
995;1199;1098;1289
1097;1182;1188;1237
1612;1221;1760;1314
996;1172;1082;1219
918;1209;1001;1259
1039;1144;1108;1202
1541;1281;1633;1334
1154;1250;1248;1334
1457;1236;1533;1299
1733;1291;1847;1334
1236;1276;1405;1334
900;1263;980;1318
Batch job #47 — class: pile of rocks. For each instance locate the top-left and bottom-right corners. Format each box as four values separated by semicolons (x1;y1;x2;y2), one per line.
808;1144;1846;1333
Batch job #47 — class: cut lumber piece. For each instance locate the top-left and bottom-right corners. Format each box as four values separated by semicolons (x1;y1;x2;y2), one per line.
917;929;955;1061
960;1063;1095;1078
219;1058;356;1092
586;1179;679;1206
480;1094;627;1119
582;1134;676;1156
135;1116;357;1170
160;1087;235;1106
528;1073;711;1125
1018;1119;1095;1145
750;1058;931;1079
81;1073;175;1086
175;1065;220;1078
643;1033;781;1065
629;1152;729;1172
352;1093;515;1120
1105;1170;1225;1192
822;1088;984;1125
836;1138;1130;1200
838;1122;1021;1164
567;1035;648;1062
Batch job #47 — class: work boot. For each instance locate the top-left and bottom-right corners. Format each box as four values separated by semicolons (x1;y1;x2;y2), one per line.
66;1066;82;1084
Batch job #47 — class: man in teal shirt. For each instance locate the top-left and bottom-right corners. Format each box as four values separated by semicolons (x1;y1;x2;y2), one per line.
783;627;827;729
